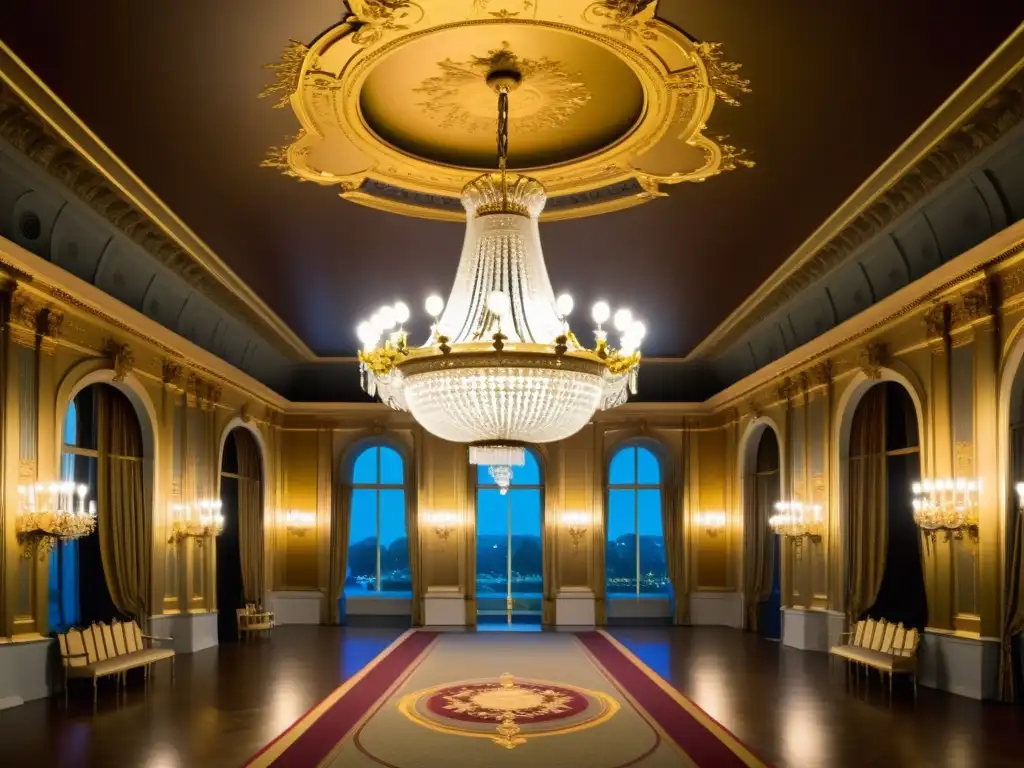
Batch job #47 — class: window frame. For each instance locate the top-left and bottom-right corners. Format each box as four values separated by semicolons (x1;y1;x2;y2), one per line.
607;444;667;598
474;449;544;602
349;444;408;595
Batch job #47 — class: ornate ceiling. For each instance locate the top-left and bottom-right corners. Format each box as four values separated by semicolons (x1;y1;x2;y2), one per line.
0;1;1020;360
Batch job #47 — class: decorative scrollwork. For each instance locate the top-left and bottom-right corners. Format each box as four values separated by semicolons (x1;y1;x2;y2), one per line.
257;40;309;108
695;41;751;107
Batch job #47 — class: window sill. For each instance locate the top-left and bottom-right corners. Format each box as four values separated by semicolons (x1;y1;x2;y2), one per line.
344;591;413;600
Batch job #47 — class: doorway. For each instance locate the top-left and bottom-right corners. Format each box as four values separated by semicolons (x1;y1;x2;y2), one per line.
475;451;543;625
753;429;782;640
217;428;262;641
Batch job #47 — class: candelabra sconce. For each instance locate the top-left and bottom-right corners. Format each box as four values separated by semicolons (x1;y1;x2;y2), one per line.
694;511;726;537
562;511;589;554
285;510;316;537
911;478;979;544
424;511;457;548
768;500;823;553
168;500;224;546
17;482;96;559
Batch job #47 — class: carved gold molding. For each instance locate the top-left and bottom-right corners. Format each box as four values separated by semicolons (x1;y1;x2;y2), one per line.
260;0;751;221
857;341;888;380
691;62;1024;357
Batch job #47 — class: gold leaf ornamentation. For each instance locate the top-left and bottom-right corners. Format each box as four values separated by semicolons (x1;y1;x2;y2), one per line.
716;138;756;172
587;1;659;43
257;40;309;108
261;131;308;180
414;44;591;134
695;42;751;107
348;1;424;47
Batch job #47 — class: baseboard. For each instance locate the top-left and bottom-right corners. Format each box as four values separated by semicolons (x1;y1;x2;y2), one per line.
688;591;744;628
267;590;324;625
0;637;54;707
918;630;1000;700
781;607;831;652
149;611;218;654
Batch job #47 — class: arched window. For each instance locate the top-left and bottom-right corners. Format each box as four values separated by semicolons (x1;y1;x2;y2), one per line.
476;450;543;623
346;445;410;594
607;445;669;596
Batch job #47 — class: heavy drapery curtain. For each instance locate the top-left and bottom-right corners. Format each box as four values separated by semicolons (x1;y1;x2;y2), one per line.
662;467;688;625
327;479;351;625
235;430;264;607
96;387;149;622
999;425;1024;701
744;471;778;631
847;384;888;621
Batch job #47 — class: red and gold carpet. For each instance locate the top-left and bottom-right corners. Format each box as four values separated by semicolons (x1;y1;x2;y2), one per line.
246;630;769;767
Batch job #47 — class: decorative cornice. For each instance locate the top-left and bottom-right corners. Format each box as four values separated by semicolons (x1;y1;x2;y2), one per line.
0;73;310;361
923;302;950;341
162;360;184;392
38;307;62;354
691;43;1024;359
103;340;134;382
811;359;833;388
858;341;888;380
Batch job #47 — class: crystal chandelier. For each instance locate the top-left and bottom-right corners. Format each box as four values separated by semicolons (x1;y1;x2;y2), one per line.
357;57;643;492
17;482;96;558
768;501;823;550
911;478;979;542
169;499;225;546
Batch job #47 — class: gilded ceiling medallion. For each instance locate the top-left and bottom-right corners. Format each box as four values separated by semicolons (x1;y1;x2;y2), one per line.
414;43;591;135
260;0;752;220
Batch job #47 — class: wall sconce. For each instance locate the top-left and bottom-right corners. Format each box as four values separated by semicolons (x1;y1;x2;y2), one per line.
424;511;457;546
17;482;96;558
285;510;316;536
695;511;726;537
911;478;979;543
769;500;823;551
1016;483;1024;512
562;511;588;553
169;500;224;546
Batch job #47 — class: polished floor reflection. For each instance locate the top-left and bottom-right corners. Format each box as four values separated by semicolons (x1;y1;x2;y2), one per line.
1;625;1022;767
611;626;1024;768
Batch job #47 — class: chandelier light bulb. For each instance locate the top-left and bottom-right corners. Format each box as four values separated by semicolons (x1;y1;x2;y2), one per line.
378;305;397;330
425;294;445;318
614;308;633;333
629;320;646;343
487;289;511;317
555;292;574;318
393;301;410;325
356;320;376;348
591;300;610;325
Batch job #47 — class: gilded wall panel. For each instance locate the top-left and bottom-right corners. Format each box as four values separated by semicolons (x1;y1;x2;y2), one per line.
281;430;320;589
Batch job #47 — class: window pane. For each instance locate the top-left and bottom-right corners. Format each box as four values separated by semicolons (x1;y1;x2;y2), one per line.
64;401;77;447
476;489;508;598
346;489;378;593
352;448;378;485
515;451;541;486
379;490;409;593
379;447;403;485
606;489;636;594
510;489;542;598
609;448;635;485
636;447;660;485
637;489;668;594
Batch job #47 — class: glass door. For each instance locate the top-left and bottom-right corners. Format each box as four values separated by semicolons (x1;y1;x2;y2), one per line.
476;452;543;624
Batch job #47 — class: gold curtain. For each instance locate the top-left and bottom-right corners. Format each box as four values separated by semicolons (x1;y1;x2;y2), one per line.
744;471;778;631
405;475;423;626
998;426;1024;701
662;468;688;625
847;384;888;621
327;479;351;625
235;430;265;607
96;387;149;622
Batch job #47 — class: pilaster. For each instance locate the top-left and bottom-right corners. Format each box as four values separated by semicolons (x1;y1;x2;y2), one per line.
922;302;955;630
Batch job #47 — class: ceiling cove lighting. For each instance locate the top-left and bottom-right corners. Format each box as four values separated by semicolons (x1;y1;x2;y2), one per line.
358;56;642;492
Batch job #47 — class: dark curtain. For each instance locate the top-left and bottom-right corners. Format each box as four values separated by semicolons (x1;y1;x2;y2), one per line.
217;432;245;639
235;430;264;606
999;425;1024;701
746;430;779;633
865;383;928;629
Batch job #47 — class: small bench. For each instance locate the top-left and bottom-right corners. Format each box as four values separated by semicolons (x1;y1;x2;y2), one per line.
57;619;175;706
829;617;919;696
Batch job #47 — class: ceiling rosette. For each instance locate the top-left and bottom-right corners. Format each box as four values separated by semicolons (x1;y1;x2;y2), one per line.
260;0;752;221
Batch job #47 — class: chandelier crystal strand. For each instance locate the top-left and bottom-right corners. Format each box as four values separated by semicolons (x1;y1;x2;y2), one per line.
356;57;642;478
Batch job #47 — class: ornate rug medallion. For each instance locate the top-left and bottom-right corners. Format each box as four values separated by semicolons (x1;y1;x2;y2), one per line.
398;672;619;749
